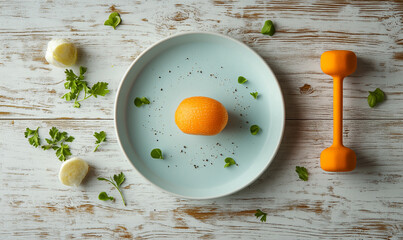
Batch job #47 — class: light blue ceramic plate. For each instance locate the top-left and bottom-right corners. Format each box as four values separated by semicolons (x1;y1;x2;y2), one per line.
115;32;285;199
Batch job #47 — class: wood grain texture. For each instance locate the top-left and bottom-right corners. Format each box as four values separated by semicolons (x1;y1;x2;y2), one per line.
1;0;403;239
1;120;403;239
0;0;402;119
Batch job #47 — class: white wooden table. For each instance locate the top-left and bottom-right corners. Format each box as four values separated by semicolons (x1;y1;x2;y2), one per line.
1;0;402;239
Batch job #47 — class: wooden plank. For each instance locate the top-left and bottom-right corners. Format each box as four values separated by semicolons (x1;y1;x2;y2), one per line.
1;119;402;239
0;0;401;119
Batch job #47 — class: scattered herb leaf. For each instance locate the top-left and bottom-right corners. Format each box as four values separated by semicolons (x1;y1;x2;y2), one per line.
41;127;74;161
250;125;260;135
255;209;267;222
62;66;109;108
368;88;385;108
98;192;114;201
373;88;385;102
104;12;121;30
238;76;248;84
134;97;150;107
224;157;236;168
295;166;308;181
141;97;150;104
24;127;40;148
151;148;163;159
261;20;275;36
94;131;106;152
98;172;126;206
250;92;259;99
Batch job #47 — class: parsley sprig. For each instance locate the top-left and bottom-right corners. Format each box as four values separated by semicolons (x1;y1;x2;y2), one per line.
93;131;106;152
62;66;110;108
98;172;126;206
42;127;74;161
255;209;267;222
24;127;40;148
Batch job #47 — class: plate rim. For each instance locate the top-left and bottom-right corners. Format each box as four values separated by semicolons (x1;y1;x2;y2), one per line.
114;32;285;199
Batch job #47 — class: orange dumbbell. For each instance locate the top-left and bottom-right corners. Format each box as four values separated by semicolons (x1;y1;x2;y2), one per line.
320;50;357;172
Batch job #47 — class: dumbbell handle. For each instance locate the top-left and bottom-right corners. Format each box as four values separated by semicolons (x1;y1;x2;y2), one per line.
332;76;344;147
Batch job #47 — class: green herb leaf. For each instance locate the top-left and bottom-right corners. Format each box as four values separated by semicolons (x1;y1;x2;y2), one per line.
134;97;143;107
104;12;121;30
89;82;110;97
113;172;125;187
255;209;267;222
97;172;126;206
250;125;260;135
24;127;41;148
367;88;385;108
295;166;308;181
73;101;81;108
62;67;109;108
140;97;150;104
55;144;71;161
41;127;74;161
94;131;107;152
224;157;236;168
261;20;275;36
151;148;163;159
80;66;87;76
98;192;114;201
374;88;385;102
134;97;150;107
250;92;259;99
238;76;248;84
368;92;377;108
